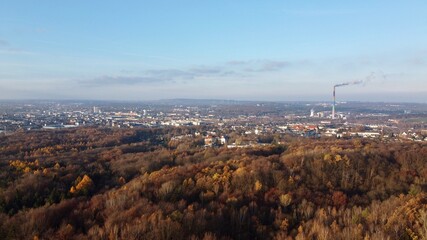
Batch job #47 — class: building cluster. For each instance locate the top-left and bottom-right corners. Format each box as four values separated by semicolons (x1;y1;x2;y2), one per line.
1;101;427;144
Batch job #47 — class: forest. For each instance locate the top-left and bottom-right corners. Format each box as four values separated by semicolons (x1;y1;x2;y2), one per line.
0;127;426;239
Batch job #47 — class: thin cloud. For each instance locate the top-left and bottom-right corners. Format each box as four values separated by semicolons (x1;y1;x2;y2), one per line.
81;76;169;87
81;59;289;87
254;60;289;72
406;55;426;66
81;67;234;87
0;39;34;55
0;49;35;55
227;60;289;72
189;66;222;74
226;60;248;66
189;66;236;77
145;69;194;79
0;39;10;47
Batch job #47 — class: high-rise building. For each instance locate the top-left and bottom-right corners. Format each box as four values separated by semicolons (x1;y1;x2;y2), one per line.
93;106;101;114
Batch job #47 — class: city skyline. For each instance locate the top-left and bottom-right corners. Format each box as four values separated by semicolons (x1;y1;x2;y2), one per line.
1;1;427;102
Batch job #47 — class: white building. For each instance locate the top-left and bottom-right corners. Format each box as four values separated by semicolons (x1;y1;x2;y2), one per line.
220;136;228;145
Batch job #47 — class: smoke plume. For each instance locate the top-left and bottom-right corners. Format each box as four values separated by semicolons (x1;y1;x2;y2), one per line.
334;80;363;88
334;71;382;88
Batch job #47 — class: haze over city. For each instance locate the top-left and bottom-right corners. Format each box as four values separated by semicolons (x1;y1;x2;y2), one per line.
1;1;427;102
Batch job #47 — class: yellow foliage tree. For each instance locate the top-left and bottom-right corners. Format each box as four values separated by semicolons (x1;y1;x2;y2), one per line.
54;162;61;169
254;180;263;192
323;154;333;162
76;175;94;191
71;175;94;195
280;193;292;207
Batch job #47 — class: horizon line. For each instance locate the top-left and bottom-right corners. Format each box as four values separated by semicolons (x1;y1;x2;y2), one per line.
0;98;426;105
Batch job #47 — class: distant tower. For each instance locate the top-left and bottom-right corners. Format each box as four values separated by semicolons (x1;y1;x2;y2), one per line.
310;109;315;117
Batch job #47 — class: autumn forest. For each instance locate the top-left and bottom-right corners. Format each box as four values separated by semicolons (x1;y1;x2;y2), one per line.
0;127;427;239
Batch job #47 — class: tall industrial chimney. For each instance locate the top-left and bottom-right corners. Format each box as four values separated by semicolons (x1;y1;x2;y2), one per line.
332;86;336;119
332;77;367;120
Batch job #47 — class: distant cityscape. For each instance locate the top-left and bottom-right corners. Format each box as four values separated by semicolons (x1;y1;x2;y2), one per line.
1;99;427;144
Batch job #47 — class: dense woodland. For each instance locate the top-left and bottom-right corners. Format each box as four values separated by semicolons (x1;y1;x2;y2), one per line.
0;127;427;239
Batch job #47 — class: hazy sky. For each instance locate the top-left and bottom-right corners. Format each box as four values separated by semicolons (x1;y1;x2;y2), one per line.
1;1;427;102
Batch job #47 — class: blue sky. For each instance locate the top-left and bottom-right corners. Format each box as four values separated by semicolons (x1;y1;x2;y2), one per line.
1;1;427;102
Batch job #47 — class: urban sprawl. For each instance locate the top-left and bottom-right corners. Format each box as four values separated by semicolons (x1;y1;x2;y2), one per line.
1;100;427;146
